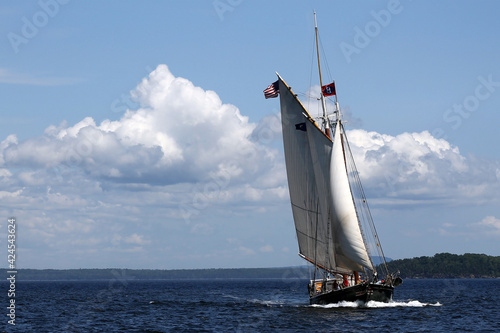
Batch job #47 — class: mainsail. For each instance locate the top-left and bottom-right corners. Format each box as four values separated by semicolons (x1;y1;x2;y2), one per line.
278;75;374;275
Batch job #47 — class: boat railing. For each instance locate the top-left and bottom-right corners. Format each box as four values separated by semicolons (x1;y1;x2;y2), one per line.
309;276;366;295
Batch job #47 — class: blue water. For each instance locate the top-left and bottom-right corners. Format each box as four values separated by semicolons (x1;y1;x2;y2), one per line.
3;277;499;332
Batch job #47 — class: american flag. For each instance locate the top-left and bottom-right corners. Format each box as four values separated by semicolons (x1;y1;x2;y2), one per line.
263;80;279;99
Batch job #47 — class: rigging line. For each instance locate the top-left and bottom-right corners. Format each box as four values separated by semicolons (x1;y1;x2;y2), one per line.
317;30;341;109
300;92;323;120
342;125;390;275
343;127;376;271
340;122;374;271
346;145;377;270
354;176;385;265
296;91;320;105
317;32;333;84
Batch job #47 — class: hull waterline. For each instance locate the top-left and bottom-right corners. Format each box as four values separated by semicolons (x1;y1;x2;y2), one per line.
310;282;394;305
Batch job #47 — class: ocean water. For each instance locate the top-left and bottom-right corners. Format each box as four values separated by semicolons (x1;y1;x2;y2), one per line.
2;277;499;332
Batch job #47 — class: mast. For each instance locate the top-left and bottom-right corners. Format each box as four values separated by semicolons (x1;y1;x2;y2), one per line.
277;14;381;281
314;11;331;138
314;12;371;278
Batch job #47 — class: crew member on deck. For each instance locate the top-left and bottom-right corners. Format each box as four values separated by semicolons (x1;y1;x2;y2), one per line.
343;275;349;287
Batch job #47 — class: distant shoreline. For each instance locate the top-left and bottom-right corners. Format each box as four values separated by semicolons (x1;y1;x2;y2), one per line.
3;253;499;281
1;268;499;282
1;267;311;281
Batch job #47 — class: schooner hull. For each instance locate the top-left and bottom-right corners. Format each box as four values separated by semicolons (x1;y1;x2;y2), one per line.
310;283;394;305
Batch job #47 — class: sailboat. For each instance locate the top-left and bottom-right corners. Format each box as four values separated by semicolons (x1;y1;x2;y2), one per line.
264;13;402;305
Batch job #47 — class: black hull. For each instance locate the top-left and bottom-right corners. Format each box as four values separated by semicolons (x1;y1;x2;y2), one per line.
310;282;393;305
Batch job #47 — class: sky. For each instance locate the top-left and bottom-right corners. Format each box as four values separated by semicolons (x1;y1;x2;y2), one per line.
1;0;500;269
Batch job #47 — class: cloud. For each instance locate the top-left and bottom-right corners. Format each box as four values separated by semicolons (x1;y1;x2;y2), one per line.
259;245;274;253
346;129;500;206
124;233;151;245
471;216;500;234
239;246;256;255
1;64;280;187
190;223;214;235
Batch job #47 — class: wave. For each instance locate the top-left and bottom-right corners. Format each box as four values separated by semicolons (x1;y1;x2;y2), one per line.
248;298;285;307
223;294;285;307
310;300;442;308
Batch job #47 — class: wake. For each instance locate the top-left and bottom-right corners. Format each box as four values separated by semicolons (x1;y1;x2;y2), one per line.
310;300;442;308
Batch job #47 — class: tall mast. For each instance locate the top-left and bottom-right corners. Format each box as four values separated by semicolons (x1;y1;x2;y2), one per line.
314;11;331;138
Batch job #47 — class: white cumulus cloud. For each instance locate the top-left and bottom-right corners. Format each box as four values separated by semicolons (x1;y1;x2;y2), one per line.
472;216;500;234
0;64;280;187
346;129;499;205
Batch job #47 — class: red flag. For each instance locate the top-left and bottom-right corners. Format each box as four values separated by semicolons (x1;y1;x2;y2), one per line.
322;82;336;96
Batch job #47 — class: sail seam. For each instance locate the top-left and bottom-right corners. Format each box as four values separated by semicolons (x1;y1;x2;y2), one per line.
290;202;321;214
295;229;328;244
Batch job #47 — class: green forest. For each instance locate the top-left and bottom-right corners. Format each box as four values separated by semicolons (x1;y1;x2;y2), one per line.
385;253;500;278
5;253;500;281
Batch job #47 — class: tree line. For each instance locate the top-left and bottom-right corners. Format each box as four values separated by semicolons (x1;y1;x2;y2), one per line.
385;253;500;278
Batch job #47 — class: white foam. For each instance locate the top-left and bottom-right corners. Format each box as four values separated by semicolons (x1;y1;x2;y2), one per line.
310;300;442;308
310;300;364;308
365;300;442;308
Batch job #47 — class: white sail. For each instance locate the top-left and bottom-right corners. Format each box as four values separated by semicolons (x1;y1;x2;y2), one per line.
278;78;337;271
278;75;373;274
329;121;374;272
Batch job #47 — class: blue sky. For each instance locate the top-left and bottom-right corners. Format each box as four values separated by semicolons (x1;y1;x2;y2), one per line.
1;0;500;269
